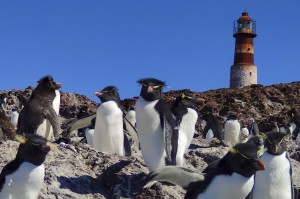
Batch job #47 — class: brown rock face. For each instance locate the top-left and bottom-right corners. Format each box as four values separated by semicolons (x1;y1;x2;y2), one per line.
0;81;299;198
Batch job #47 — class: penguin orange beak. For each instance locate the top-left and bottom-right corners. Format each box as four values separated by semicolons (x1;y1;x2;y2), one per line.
253;160;265;171
95;92;102;97
55;82;62;89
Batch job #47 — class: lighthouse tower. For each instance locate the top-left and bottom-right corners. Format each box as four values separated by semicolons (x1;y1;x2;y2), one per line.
230;12;257;88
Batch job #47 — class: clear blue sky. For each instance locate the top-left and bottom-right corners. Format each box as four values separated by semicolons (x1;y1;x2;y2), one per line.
0;1;299;102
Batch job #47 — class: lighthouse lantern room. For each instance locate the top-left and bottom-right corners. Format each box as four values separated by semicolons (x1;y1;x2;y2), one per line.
230;12;257;88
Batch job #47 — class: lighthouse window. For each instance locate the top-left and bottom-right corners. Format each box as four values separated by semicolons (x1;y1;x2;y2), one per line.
250;72;252;76
247;22;251;28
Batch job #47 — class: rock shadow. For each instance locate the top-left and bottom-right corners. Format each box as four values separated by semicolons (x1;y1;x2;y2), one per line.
99;160;148;199
57;175;108;196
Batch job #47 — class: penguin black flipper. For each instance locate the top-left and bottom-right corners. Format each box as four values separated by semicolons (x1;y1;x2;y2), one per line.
0;160;20;191
163;115;179;166
163;116;174;165
252;122;260;136
42;106;61;138
16;108;24;132
65;114;96;133
123;115;139;146
202;114;224;141
245;191;252;199
145;166;209;199
123;133;132;157
202;122;212;138
154;100;177;165
145;166;205;189
171;120;179;163
287;153;295;199
202;159;221;173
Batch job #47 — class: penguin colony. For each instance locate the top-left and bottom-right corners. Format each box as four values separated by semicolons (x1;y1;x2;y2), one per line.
0;75;298;199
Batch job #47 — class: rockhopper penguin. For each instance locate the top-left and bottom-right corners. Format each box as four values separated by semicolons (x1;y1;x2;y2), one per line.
224;114;241;146
171;92;198;167
201;113;224;145
145;142;266;199
135;78;178;171
17;75;62;141
0;134;51;199
64;86;134;156
250;132;294;199
93;86;131;156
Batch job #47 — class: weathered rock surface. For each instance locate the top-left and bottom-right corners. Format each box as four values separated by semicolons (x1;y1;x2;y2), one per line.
0;81;300;198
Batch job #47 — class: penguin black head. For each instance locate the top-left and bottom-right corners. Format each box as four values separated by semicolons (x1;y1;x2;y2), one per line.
15;134;50;166
223;143;266;177
137;78;167;101
246;135;265;151
263;132;291;155
201;112;211;120
227;114;238;121
95;86;121;103
173;93;197;110
37;75;62;90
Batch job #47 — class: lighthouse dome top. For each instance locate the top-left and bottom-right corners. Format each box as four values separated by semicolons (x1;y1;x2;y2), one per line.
237;12;253;22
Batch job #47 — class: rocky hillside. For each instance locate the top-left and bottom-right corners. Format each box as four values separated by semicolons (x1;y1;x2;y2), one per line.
0;81;300;198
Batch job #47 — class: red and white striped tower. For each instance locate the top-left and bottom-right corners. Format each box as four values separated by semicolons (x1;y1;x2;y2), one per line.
230;12;257;88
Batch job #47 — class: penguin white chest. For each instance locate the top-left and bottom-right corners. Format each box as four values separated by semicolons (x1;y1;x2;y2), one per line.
289;123;296;134
10;111;19;128
52;90;60;114
197;173;254;199
85;128;95;147
125;110;136;127
224;120;241;146
180;108;198;150
135;97;166;171
93;101;124;156
205;129;214;144
241;127;250;142
0;163;45;199
252;152;292;199
176;108;198;166
202;120;214;144
36;119;49;139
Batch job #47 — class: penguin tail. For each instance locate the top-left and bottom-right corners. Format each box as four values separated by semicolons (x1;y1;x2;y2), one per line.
143;166;205;189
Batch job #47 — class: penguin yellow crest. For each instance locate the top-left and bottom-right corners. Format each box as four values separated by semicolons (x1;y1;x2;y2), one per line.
15;135;28;144
257;147;267;156
229;147;256;159
229;147;238;154
277;133;292;147
182;93;194;99
283;133;292;140
257;132;267;139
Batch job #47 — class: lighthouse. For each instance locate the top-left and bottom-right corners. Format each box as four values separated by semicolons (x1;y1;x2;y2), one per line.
230;12;257;88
